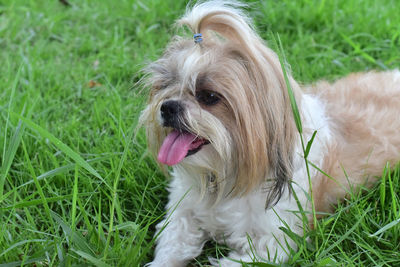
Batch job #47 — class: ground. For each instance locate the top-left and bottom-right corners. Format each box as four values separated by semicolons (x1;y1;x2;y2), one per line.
0;0;399;266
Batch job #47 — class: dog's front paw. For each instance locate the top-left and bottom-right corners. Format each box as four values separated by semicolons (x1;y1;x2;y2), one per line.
144;261;160;267
145;259;184;267
209;256;246;267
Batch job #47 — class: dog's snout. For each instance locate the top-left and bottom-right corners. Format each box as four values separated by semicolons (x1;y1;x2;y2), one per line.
161;100;183;118
160;100;184;126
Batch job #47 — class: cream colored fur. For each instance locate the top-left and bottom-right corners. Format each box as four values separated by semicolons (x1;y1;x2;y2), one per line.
140;1;400;266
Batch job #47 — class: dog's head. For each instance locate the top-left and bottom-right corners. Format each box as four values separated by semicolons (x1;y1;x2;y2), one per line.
140;1;299;206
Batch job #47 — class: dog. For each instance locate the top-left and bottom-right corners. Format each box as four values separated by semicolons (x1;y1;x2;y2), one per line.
139;1;400;266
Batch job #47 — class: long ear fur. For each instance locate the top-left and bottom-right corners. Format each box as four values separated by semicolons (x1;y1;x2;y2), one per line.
179;1;301;206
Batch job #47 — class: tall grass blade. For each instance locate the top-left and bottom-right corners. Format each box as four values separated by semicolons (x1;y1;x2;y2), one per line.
369;218;400;238
71;249;112;267
274;34;302;134
51;211;96;256
318;208;369;259
304;131;317;158
0;119;25;199
2;65;22;166
0;257;46;267
0;239;47;258
12;112;109;189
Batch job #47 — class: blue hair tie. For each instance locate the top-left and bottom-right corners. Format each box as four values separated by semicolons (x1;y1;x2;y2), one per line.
193;33;203;44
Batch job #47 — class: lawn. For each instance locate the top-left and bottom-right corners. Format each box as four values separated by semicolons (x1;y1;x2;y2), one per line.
0;0;399;266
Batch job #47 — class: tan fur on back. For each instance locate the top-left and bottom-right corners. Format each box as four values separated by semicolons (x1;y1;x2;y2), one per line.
309;70;400;213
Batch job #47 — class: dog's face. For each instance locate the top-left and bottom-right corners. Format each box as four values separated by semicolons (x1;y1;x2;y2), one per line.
140;3;298;205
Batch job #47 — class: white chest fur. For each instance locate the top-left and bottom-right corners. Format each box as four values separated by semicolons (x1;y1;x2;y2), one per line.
153;94;332;265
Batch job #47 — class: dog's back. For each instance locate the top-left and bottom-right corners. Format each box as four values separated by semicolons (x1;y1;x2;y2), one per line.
309;70;400;212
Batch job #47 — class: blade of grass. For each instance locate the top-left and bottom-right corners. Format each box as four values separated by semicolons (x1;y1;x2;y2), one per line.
21;138;56;227
0;109;25;199
387;164;398;217
369;218;400;238
12;112;110;190
0;155;113;203
71;164;79;230
304;131;317;158
51;211;96;256
2;193;93;210
2;65;22;167
103;122;136;260
380;163;388;212
0;257;46;267
0;239;47;258
273;33;319;246
71;249;112;267
318;207;369;259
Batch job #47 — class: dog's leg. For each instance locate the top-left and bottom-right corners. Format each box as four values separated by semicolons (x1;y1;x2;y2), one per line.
210;252;253;267
209;209;295;266
212;237;290;266
147;210;207;267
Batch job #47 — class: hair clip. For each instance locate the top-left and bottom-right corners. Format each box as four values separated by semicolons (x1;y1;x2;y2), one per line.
194;33;203;44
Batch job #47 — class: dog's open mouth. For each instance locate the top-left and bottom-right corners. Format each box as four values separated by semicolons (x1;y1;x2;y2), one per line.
157;130;209;166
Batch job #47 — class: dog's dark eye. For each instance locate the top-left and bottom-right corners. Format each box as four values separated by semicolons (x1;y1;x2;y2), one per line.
196;90;221;106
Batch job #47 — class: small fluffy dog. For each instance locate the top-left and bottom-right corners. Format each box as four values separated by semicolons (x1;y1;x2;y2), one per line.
140;1;400;266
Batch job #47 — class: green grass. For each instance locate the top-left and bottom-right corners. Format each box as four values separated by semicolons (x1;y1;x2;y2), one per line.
0;0;399;266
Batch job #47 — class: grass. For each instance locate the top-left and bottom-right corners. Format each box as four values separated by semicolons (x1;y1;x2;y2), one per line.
0;0;399;266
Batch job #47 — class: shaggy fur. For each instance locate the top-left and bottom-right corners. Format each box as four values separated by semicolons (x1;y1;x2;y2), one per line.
140;1;400;266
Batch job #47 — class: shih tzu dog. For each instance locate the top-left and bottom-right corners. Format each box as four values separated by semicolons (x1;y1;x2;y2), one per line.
140;1;400;266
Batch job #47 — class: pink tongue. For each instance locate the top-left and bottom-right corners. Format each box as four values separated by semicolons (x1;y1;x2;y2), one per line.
158;130;200;166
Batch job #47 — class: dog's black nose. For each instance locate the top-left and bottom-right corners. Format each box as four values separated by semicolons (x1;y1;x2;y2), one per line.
160;100;184;127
